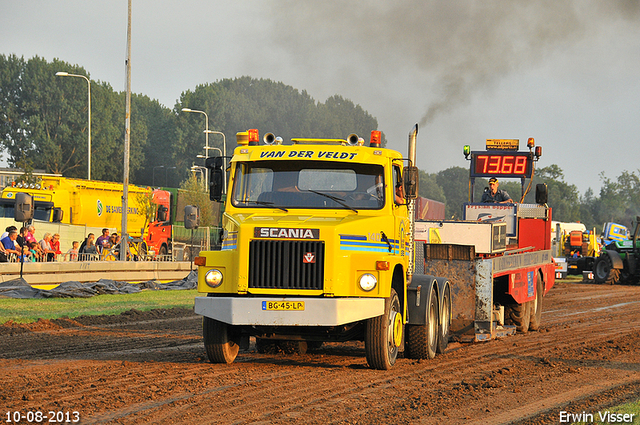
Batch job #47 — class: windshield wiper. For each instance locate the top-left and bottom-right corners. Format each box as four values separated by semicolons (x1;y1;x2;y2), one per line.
307;190;358;213
243;200;288;212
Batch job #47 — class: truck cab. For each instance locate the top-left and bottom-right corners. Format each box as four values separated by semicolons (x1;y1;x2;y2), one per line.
194;128;449;369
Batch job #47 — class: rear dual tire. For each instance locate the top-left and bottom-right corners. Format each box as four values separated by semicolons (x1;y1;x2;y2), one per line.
405;285;439;360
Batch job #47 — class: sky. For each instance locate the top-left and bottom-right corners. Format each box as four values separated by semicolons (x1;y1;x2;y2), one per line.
2;0;639;195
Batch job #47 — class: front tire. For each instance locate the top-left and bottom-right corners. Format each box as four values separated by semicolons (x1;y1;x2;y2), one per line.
365;288;402;370
594;255;620;285
203;317;239;364
405;285;438;360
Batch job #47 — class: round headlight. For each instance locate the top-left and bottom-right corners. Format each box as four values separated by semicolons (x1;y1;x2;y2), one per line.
204;269;223;288
358;273;377;292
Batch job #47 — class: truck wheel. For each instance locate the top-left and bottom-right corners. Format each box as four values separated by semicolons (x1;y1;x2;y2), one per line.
405;285;438;360
529;274;543;331
594;255;620;285
437;285;451;354
506;301;531;333
279;341;308;355
203;317;239;364
255;338;276;354
365;288;402;370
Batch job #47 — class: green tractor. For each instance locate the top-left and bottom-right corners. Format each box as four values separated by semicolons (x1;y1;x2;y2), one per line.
593;216;640;285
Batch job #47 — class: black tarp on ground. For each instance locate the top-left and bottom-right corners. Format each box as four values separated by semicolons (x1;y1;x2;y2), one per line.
0;270;197;299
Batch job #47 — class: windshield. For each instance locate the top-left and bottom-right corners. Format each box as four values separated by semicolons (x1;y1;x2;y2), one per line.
0;200;51;221
231;160;385;210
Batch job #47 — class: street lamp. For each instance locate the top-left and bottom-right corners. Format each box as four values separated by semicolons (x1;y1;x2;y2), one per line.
190;165;207;190
181;108;209;183
56;71;91;180
152;165;164;187
165;166;176;186
204;130;227;191
153;165;177;187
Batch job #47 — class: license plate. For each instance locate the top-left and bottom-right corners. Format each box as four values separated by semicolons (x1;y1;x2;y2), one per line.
262;301;305;311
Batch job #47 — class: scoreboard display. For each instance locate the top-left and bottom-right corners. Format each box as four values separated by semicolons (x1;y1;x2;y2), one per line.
470;152;534;179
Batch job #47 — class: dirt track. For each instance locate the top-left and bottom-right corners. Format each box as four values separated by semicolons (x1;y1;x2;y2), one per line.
1;281;640;424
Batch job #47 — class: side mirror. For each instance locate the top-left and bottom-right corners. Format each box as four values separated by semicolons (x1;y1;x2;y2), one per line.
206;156;224;202
52;207;63;223
403;166;419;200
184;205;200;230
14;192;33;222
156;205;168;222
535;183;548;204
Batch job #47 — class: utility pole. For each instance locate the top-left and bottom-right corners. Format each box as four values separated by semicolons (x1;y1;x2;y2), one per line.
120;0;132;261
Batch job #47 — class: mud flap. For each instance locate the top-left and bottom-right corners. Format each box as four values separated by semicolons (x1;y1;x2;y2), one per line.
407;274;438;325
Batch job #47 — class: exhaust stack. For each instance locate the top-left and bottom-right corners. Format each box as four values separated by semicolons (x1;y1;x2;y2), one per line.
407;124;418;280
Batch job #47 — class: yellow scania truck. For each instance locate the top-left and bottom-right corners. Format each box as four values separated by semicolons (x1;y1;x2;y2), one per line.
194;126;452;370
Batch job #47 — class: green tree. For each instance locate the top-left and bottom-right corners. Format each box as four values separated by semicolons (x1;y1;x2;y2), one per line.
418;170;446;203
136;190;158;239
436;167;469;219
532;165;580;222
179;174;216;228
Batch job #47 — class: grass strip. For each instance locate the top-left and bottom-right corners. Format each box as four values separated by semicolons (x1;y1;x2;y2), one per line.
0;289;198;324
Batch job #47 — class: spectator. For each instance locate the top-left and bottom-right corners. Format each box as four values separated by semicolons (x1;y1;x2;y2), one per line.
1;225;17;239
50;233;62;260
1;226;20;254
0;240;8;263
29;242;43;262
25;225;37;245
39;233;56;262
18;245;32;262
17;227;29;250
96;228;110;253
79;233;94;254
64;241;80;261
82;237;98;260
1;229;21;258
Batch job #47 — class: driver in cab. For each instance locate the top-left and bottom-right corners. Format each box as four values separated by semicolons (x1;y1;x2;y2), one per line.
481;177;513;203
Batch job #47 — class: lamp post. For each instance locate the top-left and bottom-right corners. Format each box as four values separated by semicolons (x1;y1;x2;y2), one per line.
152;165;164;186
181;108;209;183
190;165;207;190
165;166;176;186
204;130;227;191
56;71;91;180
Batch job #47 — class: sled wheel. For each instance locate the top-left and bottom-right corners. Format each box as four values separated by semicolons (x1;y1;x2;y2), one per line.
506;300;531;333
529;274;544;331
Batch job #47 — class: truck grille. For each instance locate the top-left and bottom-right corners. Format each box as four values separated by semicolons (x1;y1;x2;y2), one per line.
249;240;325;290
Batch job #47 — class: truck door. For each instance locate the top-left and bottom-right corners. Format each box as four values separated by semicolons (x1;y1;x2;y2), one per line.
393;165;408;259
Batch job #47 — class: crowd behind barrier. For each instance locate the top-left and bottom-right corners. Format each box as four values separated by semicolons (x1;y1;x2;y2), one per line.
0;224;217;264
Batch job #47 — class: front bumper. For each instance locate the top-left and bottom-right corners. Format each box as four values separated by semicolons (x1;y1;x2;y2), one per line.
194;296;385;326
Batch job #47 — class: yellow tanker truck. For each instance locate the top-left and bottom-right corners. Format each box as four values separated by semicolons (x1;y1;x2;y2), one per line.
0;176;150;238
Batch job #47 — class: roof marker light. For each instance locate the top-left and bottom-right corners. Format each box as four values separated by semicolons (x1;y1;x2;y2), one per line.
248;129;259;146
370;131;382;148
